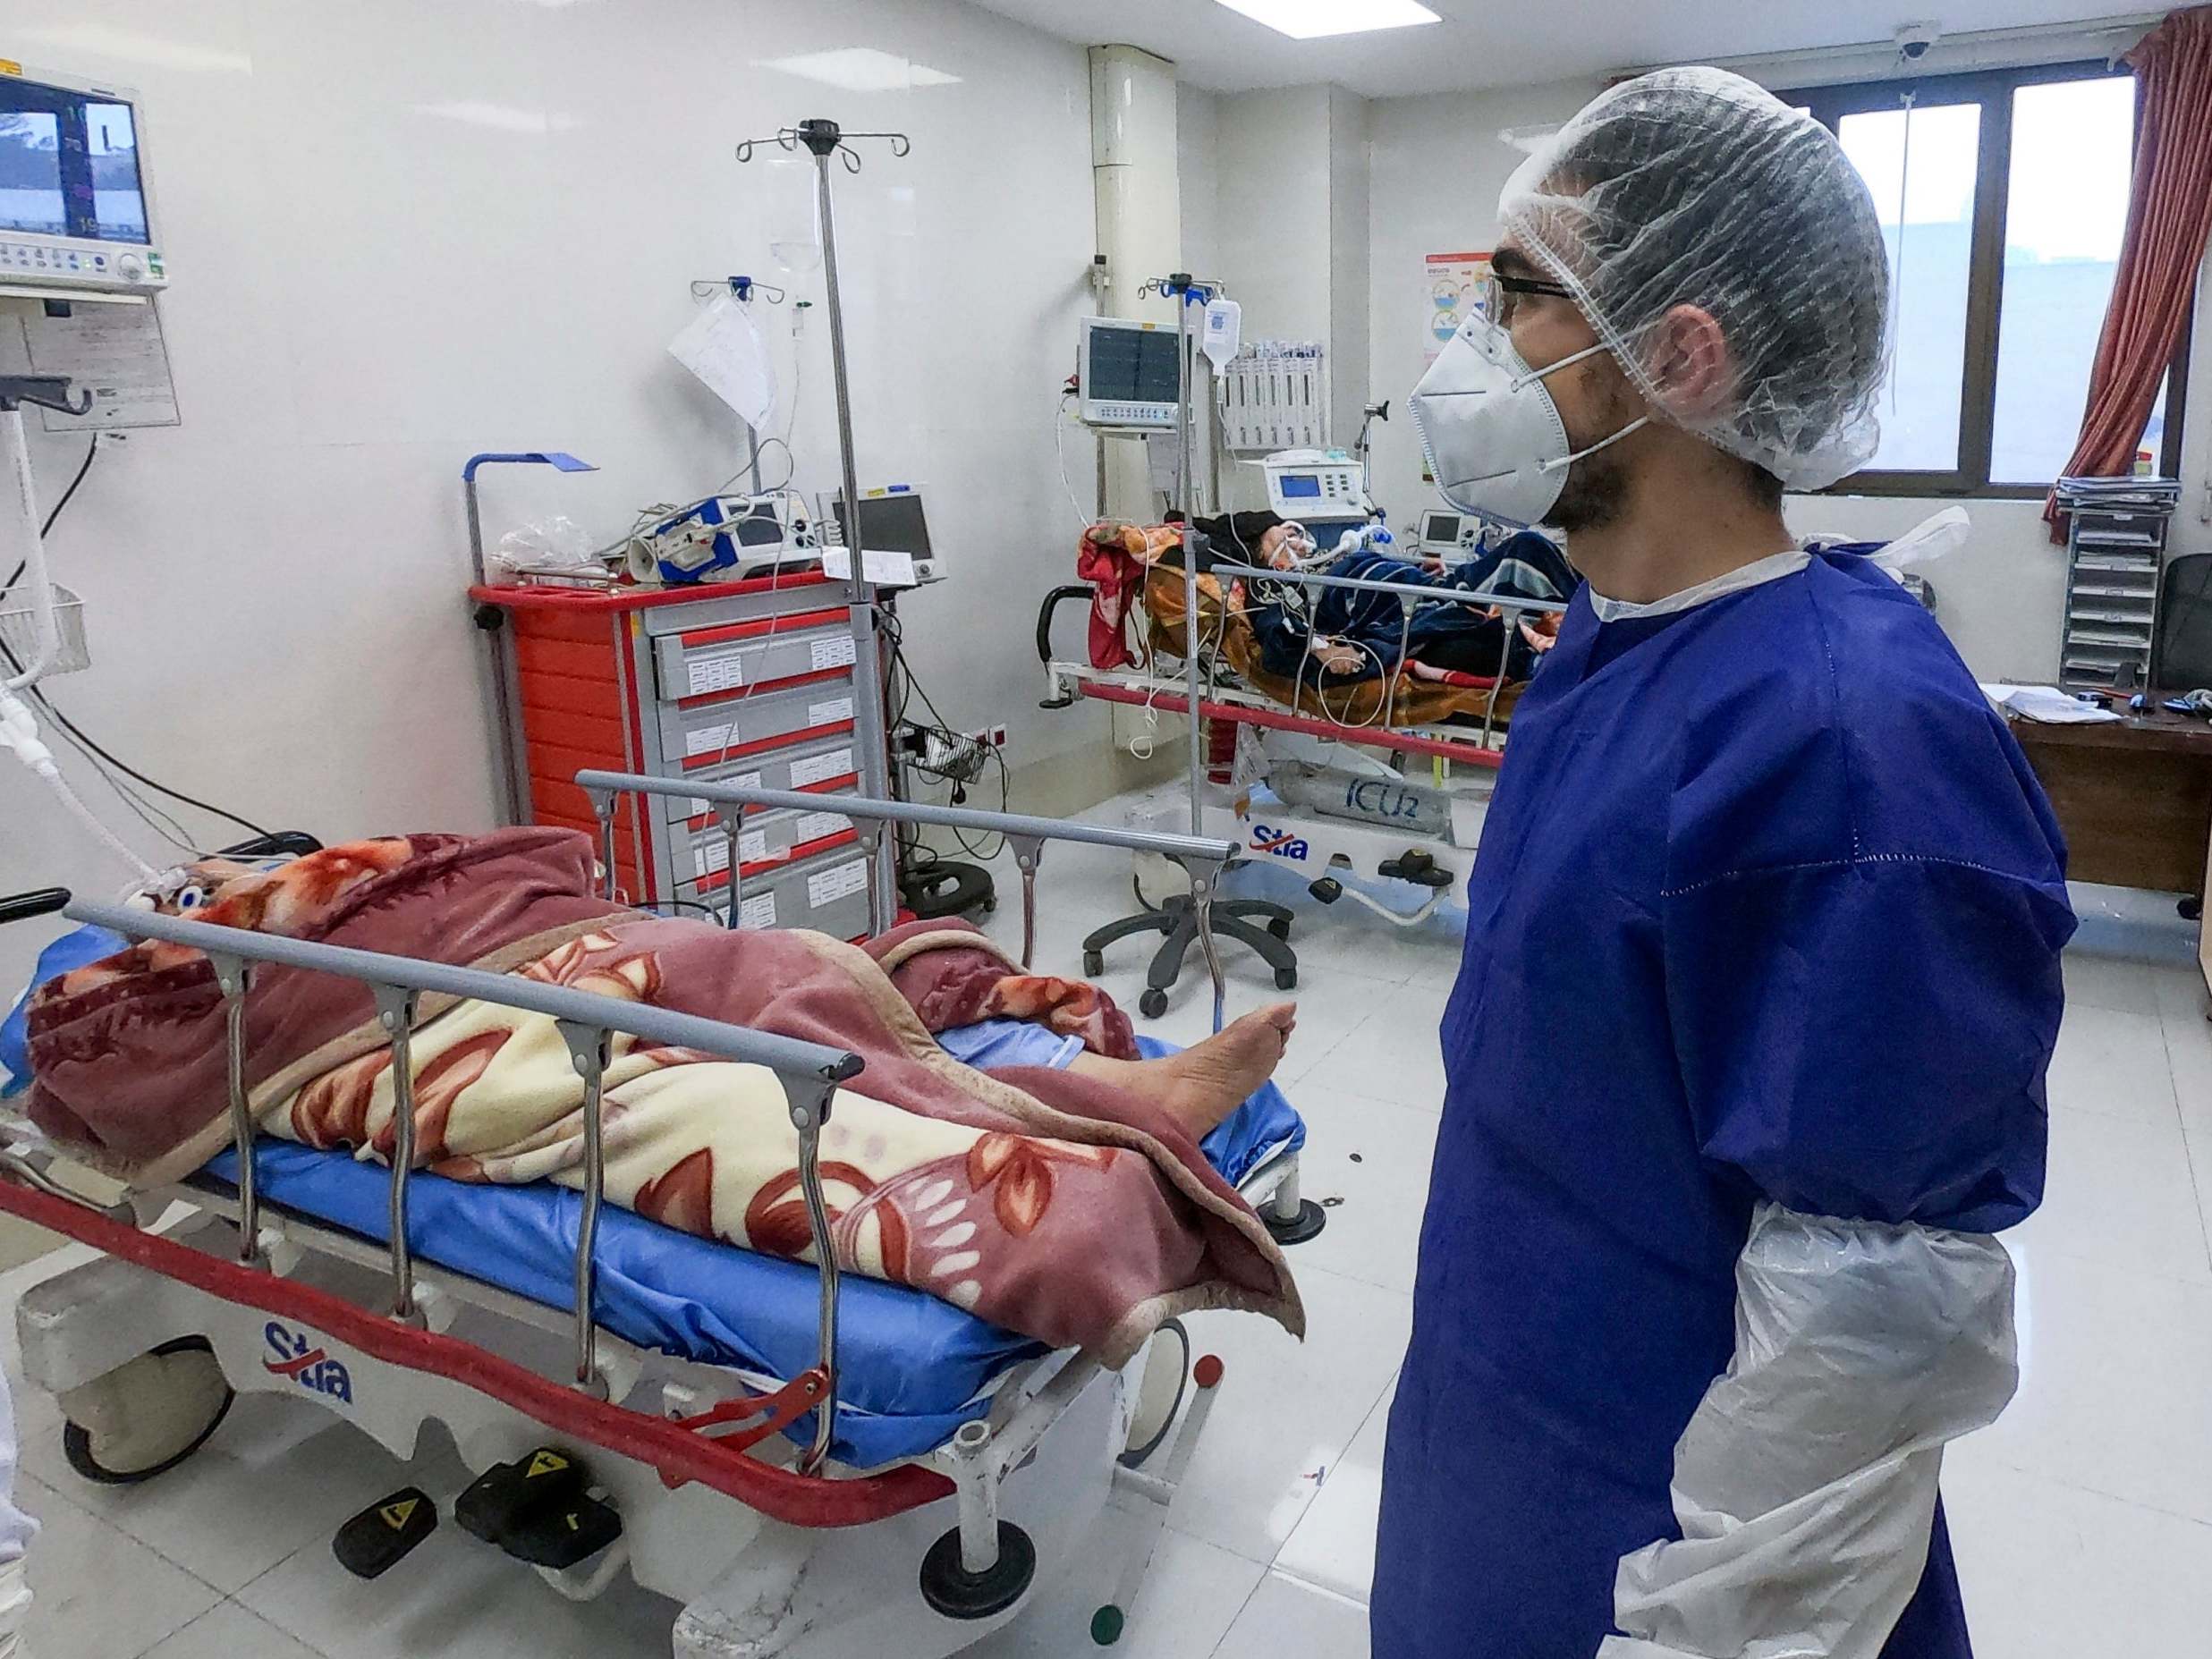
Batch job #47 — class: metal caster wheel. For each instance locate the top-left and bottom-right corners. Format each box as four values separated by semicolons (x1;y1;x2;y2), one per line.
919;1519;1038;1620
1120;1319;1191;1470
1264;1198;1327;1246
62;1336;234;1485
1273;966;1298;992
1083;950;1106;978
1267;917;1292;941
1139;987;1169;1020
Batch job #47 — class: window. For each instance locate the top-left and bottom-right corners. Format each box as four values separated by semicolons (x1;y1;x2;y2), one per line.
1784;62;2189;495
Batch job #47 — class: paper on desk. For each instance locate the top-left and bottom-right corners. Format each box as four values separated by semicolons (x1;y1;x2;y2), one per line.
667;295;777;429
821;546;918;587
1979;683;2123;724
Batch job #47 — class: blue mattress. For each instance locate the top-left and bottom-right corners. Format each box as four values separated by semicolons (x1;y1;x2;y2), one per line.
201;1037;1301;1468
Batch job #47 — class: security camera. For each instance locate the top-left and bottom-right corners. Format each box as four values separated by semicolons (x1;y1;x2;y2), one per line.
1895;21;1941;62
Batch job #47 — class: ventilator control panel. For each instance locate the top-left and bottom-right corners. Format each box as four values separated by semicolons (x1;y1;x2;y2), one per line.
1264;452;1367;520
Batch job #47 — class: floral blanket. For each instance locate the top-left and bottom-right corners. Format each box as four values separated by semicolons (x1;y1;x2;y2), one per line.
22;829;1301;1364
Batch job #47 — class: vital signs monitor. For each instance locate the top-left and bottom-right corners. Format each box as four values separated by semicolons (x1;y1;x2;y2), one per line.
0;64;166;294
1078;317;1181;430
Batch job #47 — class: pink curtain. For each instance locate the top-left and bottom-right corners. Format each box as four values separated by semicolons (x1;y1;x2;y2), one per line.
2045;6;2212;539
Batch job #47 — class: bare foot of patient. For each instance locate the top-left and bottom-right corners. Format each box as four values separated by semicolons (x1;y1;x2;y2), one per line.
1070;1003;1298;1139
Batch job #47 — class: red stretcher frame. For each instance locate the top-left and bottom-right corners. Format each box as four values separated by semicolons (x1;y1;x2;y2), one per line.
0;1177;954;1528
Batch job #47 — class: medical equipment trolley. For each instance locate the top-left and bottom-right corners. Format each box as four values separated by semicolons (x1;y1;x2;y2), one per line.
470;572;889;939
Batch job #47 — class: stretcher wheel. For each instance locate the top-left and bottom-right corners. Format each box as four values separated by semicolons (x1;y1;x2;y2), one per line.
61;1336;234;1485
1264;1198;1327;1247
919;1519;1037;1620
1139;988;1169;1020
1120;1318;1191;1470
1273;966;1298;991
1083;950;1106;978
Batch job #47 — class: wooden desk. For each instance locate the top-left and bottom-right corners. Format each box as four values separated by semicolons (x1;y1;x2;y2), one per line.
2007;710;2212;899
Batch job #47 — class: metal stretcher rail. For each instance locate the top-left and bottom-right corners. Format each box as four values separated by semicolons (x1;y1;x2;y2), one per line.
577;770;1244;1032
56;898;861;1473
1207;560;1572;614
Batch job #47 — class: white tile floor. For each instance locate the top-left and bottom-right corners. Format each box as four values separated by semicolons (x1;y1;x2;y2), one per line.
7;817;2212;1656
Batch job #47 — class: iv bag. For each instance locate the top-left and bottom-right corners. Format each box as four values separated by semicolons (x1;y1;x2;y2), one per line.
764;156;822;275
1202;297;1242;371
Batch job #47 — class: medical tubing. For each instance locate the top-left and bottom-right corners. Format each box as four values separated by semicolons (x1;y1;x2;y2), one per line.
0;658;272;839
5;718;160;883
0;431;98;602
0;409;58;691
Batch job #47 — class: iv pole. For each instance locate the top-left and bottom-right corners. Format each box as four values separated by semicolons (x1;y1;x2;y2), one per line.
1146;274;1232;1030
738;119;910;936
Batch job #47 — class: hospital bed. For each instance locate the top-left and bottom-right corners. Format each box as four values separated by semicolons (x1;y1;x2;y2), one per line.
1038;551;1570;937
0;782;1317;1657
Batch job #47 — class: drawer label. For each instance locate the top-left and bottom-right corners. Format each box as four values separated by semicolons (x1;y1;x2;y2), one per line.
807;859;869;910
687;650;744;696
789;747;853;789
738;892;777;930
695;824;789;876
807;696;855;728
810;634;858;673
793;809;850;845
685;722;734;758
687;769;763;819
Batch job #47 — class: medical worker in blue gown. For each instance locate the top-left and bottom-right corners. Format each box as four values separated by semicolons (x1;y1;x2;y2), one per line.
1377;67;2072;1659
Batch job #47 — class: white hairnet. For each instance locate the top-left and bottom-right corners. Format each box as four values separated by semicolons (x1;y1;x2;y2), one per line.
1499;67;1890;491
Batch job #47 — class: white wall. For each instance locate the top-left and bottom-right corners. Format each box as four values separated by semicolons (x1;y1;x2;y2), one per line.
1202;83;1374;511
0;0;1102;989
1362;77;2212;684
1326;85;1372;448
1214;87;1335;351
1177;84;1221;283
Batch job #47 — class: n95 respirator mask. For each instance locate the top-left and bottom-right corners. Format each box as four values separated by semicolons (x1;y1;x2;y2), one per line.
1408;315;1648;529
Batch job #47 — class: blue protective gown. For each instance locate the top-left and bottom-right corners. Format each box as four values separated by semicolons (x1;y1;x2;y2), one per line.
1371;550;2072;1659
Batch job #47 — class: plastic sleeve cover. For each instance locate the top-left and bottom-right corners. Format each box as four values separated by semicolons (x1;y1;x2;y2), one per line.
1596;1203;2019;1659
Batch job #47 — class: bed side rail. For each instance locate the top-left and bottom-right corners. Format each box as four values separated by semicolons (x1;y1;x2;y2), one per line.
1195;559;1561;747
1035;583;1093;709
0;888;71;927
53;898;860;1474
1206;558;1570;615
575;769;1241;1030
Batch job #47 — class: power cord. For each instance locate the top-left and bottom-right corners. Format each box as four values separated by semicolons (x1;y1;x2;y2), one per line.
881;607;1010;863
1;431;274;844
0;432;101;598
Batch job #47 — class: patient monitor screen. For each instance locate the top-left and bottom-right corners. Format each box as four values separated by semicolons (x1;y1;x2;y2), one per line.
0;75;150;243
832;491;933;559
1085;322;1182;406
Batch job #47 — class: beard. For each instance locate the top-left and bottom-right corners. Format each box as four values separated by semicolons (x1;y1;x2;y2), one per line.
1541;372;1644;535
1543;446;1631;535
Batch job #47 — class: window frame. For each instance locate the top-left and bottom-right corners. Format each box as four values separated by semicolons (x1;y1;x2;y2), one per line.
1781;58;2191;498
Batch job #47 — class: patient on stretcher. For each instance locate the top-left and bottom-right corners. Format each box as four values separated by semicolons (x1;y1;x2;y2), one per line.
14;828;1307;1366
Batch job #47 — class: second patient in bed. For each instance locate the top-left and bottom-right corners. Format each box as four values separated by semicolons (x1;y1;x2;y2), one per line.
1059;1002;1298;1141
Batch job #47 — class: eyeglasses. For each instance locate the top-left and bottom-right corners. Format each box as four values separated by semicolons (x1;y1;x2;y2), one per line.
1483;270;1576;326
